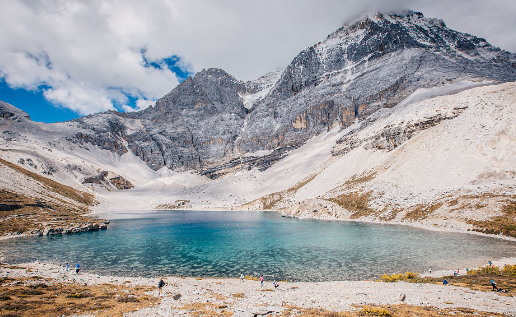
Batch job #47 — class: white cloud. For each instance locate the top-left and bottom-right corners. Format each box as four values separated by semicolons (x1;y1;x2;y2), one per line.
0;0;514;116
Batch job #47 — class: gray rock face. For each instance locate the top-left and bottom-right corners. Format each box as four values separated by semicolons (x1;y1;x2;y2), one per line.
0;101;31;121
5;11;516;173
236;11;516;154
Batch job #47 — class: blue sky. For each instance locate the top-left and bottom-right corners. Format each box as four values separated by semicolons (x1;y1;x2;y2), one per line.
0;55;192;122
0;80;79;123
0;0;515;123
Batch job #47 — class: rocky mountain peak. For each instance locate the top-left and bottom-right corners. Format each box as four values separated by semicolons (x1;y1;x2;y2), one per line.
319;10;510;65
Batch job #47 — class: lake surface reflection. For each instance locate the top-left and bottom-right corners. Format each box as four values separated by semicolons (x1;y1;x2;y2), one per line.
1;210;515;281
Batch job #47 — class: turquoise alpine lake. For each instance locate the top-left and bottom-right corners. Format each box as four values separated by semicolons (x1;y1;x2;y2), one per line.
1;210;515;281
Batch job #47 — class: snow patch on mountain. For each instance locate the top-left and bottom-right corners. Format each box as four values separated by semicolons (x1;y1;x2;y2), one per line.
240;71;282;109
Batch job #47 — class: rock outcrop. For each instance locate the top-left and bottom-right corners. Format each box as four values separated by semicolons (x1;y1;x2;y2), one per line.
82;171;134;190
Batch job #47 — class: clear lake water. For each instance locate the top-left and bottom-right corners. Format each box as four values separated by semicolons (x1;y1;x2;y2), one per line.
1;210;515;282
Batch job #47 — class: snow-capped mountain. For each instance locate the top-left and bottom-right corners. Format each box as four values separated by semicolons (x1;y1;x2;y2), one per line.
49;11;516;173
1;11;516;236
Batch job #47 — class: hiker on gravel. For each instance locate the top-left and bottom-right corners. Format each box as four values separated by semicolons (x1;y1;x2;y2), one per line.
491;279;498;291
75;263;80;274
260;275;264;287
158;277;165;295
65;262;69;271
240;272;244;282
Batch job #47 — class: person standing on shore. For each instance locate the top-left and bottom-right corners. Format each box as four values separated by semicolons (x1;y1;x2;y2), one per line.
429;268;432;275
158;277;165;295
65;263;69;272
75;263;80;274
260;275;264;287
240;272;244;282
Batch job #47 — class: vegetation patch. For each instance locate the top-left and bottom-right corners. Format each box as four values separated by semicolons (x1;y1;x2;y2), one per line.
378;206;402;221
342;172;377;188
0;158;109;236
468;201;516;238
403;202;443;221
468;264;516;277
278;304;503;316
360;306;391;316
380;272;419;283
385;265;516;295
329;191;374;218
0;189;107;236
240;174;317;211
0;271;158;317
0;158;95;206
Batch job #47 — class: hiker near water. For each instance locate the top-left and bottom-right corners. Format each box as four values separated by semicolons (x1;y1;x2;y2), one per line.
75;263;80;274
158;277;165;295
491;279;498;291
260;275;264;287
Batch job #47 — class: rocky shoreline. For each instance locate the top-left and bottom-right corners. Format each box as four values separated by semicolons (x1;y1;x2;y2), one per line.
0;259;515;316
1;220;109;240
33;221;109;236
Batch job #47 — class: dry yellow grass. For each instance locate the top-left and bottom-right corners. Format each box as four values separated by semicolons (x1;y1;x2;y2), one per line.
0;157;95;206
402;202;444;221
329;191;375;219
0;266;158;317
240;174;317;210
384;265;516;295
0;158;106;235
468;200;516;238
277;304;504;316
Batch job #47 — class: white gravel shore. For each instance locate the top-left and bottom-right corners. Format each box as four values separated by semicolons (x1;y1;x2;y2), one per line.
1;261;515;316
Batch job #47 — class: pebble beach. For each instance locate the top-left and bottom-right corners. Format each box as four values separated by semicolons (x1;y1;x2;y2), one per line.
1;258;515;316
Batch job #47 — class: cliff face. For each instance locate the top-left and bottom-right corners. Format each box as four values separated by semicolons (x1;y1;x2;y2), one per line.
235;12;516;154
6;11;516;173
